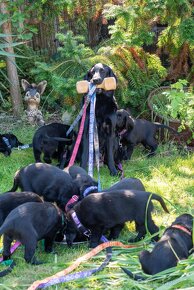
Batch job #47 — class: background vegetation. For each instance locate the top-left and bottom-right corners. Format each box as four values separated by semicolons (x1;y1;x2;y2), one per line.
0;0;193;116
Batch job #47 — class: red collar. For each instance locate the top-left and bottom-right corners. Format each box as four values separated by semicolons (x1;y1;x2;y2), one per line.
171;224;192;236
65;195;79;213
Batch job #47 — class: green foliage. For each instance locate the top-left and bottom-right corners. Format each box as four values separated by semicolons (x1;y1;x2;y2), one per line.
150;79;194;141
164;80;194;135
103;0;193;62
31;31;95;111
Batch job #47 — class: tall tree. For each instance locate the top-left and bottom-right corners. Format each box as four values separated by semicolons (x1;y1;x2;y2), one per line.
0;1;23;116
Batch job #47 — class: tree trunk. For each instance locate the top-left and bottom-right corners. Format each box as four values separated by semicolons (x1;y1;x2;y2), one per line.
0;1;23;116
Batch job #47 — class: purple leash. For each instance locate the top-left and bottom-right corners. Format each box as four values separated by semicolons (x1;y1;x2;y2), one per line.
36;236;111;289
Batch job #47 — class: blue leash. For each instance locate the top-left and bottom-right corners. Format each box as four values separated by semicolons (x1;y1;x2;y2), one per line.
88;83;101;191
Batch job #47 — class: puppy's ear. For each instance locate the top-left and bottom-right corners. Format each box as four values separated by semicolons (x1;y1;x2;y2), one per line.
84;69;93;81
21;79;30;91
126;116;134;130
37;80;47;95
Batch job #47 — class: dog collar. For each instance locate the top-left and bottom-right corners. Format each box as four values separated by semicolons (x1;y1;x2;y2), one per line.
83;186;98;198
70;210;91;237
65;195;79;213
2;137;11;148
171;224;192;236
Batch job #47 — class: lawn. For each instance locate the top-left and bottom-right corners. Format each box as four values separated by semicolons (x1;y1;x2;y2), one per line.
0;117;193;290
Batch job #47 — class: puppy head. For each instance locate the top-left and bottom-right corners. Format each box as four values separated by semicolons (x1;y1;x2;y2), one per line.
172;213;193;232
73;174;98;197
84;63;117;86
116;109;134;131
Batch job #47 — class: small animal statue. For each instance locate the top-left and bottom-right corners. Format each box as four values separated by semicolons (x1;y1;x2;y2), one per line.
21;79;47;126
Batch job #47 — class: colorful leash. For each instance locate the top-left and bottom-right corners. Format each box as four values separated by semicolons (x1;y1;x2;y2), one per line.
87;83;101;190
28;241;139;290
0;241;21;262
67;85;97;167
88;84;96;177
0;241;20;277
66;86;96;137
67;96;88;167
94;118;101;191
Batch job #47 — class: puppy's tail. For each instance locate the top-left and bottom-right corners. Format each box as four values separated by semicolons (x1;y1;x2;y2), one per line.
154;123;178;134
121;267;146;281
7;170;20;192
151;193;169;213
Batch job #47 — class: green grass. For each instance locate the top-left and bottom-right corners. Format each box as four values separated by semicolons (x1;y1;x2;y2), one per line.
0;120;194;289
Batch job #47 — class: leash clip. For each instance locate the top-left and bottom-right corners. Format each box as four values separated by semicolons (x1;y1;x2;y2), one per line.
83;229;91;237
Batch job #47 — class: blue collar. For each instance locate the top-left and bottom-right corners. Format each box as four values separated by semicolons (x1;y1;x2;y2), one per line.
2;137;11;148
83;186;98;198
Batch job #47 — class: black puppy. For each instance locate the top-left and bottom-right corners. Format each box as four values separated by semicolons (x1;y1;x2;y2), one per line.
64;176;145;247
68;190;169;248
0;133;23;156
8;163;79;210
139;213;193;275
32;122;76;168
0;202;66;264
64;176;146;246
81;63;118;176
64;165;98;198
0;191;43;227
104;177;145;192
116;109;178;159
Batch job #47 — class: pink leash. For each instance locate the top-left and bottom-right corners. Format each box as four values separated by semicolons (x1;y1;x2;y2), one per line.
0;241;21;262
67;97;88;167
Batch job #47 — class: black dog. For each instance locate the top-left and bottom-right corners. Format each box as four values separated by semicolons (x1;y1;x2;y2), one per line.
68;190;169;248
64;165;98;198
81;63;118;175
0;133;23;156
8;163;79;210
0;191;43;227
32;122;76;168
138;213;193;275
0;202;66;264
104;177;145;193
64;177;146;246
116;109;178;159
